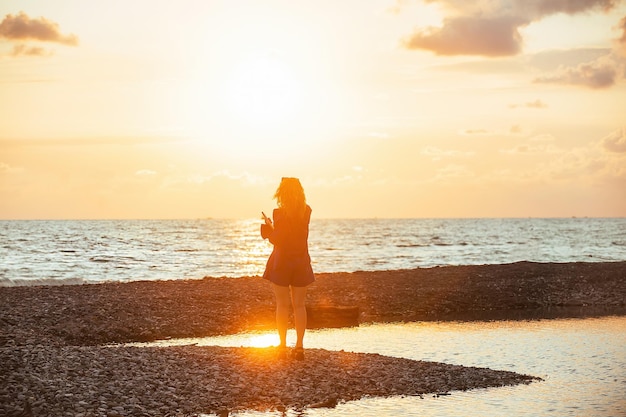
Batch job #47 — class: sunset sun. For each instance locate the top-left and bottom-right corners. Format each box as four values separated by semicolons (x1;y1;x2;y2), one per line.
224;52;302;128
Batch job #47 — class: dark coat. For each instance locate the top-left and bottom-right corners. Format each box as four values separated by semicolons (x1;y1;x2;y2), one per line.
261;205;315;287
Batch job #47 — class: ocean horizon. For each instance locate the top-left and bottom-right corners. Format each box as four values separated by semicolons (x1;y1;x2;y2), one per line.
2;217;625;287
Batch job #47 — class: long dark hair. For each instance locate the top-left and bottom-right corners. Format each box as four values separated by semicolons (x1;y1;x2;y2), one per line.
274;177;307;219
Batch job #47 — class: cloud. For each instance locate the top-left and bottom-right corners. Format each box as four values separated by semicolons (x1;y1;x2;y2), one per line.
601;129;626;153
528;48;612;71
387;0;410;14
135;169;157;177
432;58;526;74
509;125;523;135
500;133;561;155
160;170;265;189
500;143;561;155
0;136;186;147
403;16;527;56
459;128;493;136
367;131;390;140
458;126;526;136
422;0;617;19
0;12;78;46
509;99;548;109
0;162;24;174
402;0;618;56
421;146;475;161
511;0;617;18
617;16;626;55
10;43;51;57
429;164;475;183
533;56;619;88
530;133;556;142
523;19;626;89
496;128;626;184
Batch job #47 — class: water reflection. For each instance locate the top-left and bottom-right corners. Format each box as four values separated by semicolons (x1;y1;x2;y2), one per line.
135;316;626;417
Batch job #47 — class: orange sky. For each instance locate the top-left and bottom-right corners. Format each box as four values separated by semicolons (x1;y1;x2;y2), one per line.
1;0;625;219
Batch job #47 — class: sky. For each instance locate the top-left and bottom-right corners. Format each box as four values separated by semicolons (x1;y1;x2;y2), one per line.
1;0;625;219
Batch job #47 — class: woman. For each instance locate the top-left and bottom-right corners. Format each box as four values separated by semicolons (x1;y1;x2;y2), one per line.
261;177;314;360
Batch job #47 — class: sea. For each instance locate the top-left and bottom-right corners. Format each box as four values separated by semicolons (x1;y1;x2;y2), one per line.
1;217;625;286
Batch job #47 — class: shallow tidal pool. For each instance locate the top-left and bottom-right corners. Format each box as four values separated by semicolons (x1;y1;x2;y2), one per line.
136;316;626;417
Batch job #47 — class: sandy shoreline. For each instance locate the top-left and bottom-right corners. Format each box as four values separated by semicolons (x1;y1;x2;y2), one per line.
1;261;624;416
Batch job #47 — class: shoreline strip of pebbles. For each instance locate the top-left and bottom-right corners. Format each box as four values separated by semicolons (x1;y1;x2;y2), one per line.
1;261;624;346
1;342;540;416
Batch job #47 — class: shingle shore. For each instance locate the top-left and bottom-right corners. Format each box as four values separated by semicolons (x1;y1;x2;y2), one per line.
2;261;624;416
1;342;539;416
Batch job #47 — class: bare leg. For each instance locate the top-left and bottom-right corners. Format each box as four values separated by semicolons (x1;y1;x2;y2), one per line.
272;284;291;348
290;286;308;349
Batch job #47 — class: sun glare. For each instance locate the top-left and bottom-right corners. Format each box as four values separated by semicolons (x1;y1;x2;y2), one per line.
225;53;302;128
184;8;345;162
197;48;338;162
247;332;280;348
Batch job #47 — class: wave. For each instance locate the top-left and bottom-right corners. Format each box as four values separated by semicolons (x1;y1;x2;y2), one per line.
0;275;209;287
90;256;113;263
0;277;92;287
89;255;144;263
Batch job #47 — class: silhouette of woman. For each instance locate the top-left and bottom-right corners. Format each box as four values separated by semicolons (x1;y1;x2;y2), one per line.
261;177;314;360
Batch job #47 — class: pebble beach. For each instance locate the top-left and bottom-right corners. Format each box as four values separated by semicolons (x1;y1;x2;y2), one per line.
1;261;624;416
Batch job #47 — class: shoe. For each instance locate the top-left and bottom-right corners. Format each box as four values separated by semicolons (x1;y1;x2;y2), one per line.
277;346;288;360
292;347;304;361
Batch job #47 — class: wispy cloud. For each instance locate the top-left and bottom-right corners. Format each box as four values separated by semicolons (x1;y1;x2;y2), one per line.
530;133;556;142
401;0;617;56
509;99;548;109
458;126;527;136
0;12;78;46
0;162;24;174
367;131;390;140
601;128;626;153
10;43;51;57
135;169;157;177
496;128;626;184
528;48;612;71
175;170;265;187
617;15;626;55
428;164;475;183
421;146;475;161
500;143;561;155
533;56;620;89
458;128;494;136
0;137;187;147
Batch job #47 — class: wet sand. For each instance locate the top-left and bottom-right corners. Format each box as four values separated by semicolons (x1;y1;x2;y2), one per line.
1;261;624;416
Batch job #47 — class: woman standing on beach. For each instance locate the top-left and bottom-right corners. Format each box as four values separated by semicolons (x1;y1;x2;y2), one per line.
261;177;315;360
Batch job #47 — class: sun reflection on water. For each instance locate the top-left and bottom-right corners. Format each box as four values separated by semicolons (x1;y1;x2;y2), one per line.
227;219;272;277
246;332;280;348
